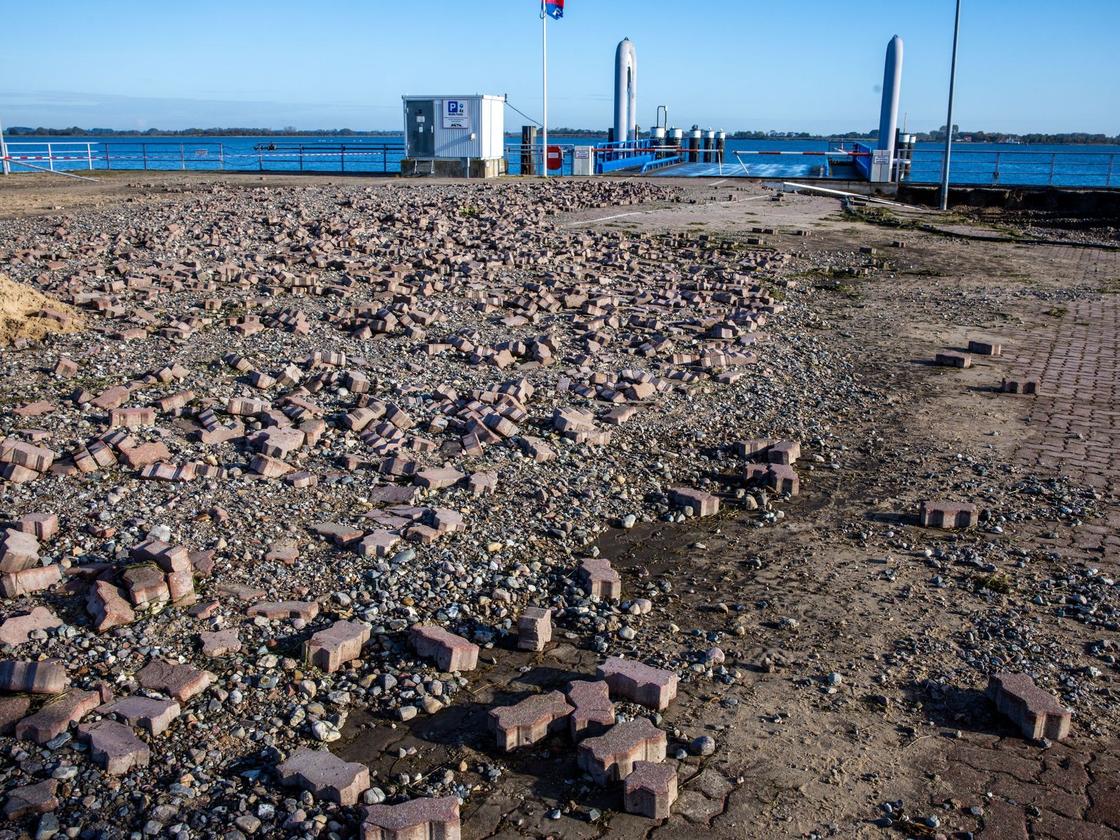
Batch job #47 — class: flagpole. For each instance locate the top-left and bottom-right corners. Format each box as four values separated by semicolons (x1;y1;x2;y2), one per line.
541;1;548;177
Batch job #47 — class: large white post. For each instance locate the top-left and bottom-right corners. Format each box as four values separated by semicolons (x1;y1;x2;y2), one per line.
541;3;549;177
0;116;10;176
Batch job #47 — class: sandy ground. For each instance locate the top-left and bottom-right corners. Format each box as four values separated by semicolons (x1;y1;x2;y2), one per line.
0;171;1117;840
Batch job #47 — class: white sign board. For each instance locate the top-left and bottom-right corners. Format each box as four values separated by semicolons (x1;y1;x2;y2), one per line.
443;100;470;129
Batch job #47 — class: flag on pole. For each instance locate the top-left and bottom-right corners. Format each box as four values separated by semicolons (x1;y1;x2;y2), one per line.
544;0;564;19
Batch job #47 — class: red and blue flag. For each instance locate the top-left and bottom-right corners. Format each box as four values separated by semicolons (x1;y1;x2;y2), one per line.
544;0;564;19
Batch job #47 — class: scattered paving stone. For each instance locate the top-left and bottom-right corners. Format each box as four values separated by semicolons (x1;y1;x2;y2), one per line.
249;601;320;622
577;719;668;784
488;690;572;751
277;747;370;806
199;628;241;657
987;672;1073;741
409;624;480;672
305;620;370;673
0;659;68;694
14;688;100;744
97;695;181;735
517;607;552;651
361;796;461;840
599;657;679;710
0;695;31;734
565;680;616;740
919;500;979;529
0;606;62;646
77;719;151;774
3;779;59;820
624;761;678;819
136;659;212;702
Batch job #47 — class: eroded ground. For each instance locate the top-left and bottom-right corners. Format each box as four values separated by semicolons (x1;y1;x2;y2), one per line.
0;171;1116;840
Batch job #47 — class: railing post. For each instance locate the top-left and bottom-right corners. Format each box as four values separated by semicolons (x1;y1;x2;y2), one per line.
993;152;1000;184
299;146;304;172
48;143;55;172
258;149;263;171
1107;154;1115;189
340;144;345;173
87;143;93;170
180;144;185;171
1049;153;1056;187
105;145;111;170
143;144;148;170
219;143;225;170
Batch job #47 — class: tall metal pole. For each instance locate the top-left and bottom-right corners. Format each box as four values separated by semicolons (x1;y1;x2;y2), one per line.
939;0;961;211
541;2;549;177
0;115;10;176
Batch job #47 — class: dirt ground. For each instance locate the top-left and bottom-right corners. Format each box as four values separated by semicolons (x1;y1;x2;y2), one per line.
0;171;1117;840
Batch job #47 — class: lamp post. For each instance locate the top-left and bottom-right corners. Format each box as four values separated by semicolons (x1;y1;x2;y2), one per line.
939;0;962;211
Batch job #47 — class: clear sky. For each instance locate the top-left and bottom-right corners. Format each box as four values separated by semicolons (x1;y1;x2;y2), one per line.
2;0;1117;134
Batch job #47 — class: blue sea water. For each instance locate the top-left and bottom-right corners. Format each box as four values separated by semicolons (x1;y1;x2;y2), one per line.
4;134;1118;188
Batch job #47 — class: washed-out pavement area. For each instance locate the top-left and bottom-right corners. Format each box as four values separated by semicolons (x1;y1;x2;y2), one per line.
0;171;1116;839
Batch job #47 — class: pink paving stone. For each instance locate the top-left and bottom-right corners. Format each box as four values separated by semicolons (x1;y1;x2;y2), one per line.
252;427;305;458
15;512;59;541
767;440;801;465
0;659;68;694
1;564;62;597
136;659;212;702
97;695;181;736
488;690;572;751
577;719;668;784
121;564;170;606
517;607;552;651
767;463;800;496
358;530;400;559
577;559;622;600
0;528;40;572
669;487;719;517
0;438;55;472
360;796;461;840
277;746;370;806
1001;377;1040;395
987;672;1072;741
13;400;55;418
565;680;616;739
919;500;979;529
598;657;679;711
54;357;78;378
409;624;480;673
264;542;300;564
77;719;150;774
187;600;220;620
14;688;100;744
119;442;172;469
413;467;465;490
248;601;321;621
166;569;196;604
467;471;497;496
284;470;317;488
108;407;156;428
130;539;191;572
1;462;40;483
251;453;293;478
309;521;364;546
3;779;59;820
0;695;31;734
199;628;241;657
968;339;1003;356
624;761;678;819
90;386;129;410
83;582;132;635
305;620;370;673
0;606;62;646
935;351;972;368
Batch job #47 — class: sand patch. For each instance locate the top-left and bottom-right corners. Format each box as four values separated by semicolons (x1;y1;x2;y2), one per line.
0;274;84;344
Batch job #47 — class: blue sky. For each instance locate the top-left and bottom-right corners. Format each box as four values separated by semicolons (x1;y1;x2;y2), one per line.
2;0;1117;134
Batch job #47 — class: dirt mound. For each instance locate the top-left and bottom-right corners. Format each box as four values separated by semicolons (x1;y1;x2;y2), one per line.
0;274;83;344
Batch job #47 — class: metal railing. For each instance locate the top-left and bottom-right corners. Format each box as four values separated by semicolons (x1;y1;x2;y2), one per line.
3;141;407;175
904;148;1118;189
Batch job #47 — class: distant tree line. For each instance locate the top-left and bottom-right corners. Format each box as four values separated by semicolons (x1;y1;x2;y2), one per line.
6;125;1118;145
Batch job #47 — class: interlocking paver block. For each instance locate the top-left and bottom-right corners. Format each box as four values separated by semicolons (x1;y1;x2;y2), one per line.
517;607;552;651
935;351;972;368
1001;377;1040;395
624;761;678;819
358;530;400;558
248;601;321;621
3;779;59;820
109;407;157;428
968;339;1002;356
277;746;370;806
0;695;31;734
577;559;622;600
409;624;479;672
200;628;241;657
122;563;170;606
0;659;68;694
987;672;1072;741
1;564;62;597
86;580;136;632
414;467;465;490
361;795;461;840
15;512;59;541
577;719;667;784
669;487;719;517
598;657;679;710
767;440;801;465
919;500;978;529
488;691;571;751
136;658;212;702
97;695;181;735
14;688;99;744
0;606;62;646
309;521;364;546
565;680;616;739
306;620;370;673
0;529;40;572
0;439;55;473
77;719;150;774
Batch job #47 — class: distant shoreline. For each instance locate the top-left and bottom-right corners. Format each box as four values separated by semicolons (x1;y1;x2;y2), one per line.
5;127;1118;146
